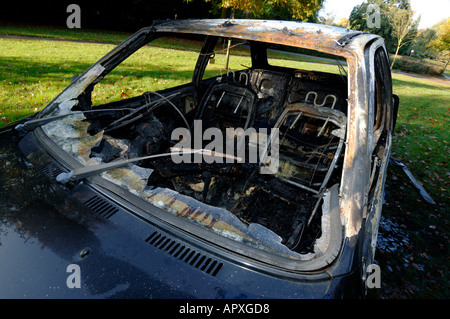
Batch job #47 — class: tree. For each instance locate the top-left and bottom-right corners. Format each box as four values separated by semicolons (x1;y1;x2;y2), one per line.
186;0;324;21
336;17;350;29
409;28;438;58
318;12;336;26
349;0;396;53
430;18;450;56
349;0;419;68
430;18;450;71
382;0;420;69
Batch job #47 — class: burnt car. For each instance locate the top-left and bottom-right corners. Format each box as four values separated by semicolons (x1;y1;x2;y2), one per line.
0;19;397;298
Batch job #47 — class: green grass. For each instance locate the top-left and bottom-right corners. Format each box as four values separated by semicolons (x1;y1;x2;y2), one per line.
393;74;450;186
0;27;448;298
375;73;449;298
0;38;114;123
391;74;449;199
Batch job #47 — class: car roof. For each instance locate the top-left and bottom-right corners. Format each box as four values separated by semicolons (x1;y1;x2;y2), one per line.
150;19;380;58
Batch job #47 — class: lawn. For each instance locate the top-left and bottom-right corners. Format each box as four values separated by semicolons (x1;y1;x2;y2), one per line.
377;73;449;298
0;30;448;298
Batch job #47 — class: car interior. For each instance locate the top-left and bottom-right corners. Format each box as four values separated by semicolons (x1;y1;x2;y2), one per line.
42;35;350;257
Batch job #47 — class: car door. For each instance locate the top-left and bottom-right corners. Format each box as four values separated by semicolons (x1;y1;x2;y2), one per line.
360;39;396;292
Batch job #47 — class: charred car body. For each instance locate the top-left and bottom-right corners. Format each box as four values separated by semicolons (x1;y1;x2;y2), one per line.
0;20;397;298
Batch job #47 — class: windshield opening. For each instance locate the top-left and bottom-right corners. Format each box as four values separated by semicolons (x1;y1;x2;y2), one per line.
38;31;348;263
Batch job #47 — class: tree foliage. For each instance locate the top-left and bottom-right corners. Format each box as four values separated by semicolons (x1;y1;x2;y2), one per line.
430;18;450;59
349;0;395;52
336;18;350;29
349;0;420;64
409;28;438;58
383;0;420;68
186;0;324;21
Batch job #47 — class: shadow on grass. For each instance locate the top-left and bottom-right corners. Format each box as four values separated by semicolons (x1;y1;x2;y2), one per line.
0;56;93;83
393;77;449;92
0;55;196;84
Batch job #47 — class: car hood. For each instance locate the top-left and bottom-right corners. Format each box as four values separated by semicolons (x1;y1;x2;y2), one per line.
0;125;255;299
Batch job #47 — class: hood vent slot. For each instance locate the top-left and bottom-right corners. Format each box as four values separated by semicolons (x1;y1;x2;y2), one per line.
84;195;119;219
145;231;223;277
38;161;64;180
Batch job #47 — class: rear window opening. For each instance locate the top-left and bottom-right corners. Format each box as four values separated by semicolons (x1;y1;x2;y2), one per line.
40;33;348;262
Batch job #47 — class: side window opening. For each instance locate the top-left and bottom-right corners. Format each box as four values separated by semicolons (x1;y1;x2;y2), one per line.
202;37;252;81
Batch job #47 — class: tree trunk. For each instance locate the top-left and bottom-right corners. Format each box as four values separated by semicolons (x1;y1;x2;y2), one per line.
442;59;449;74
391;44;401;70
225;39;232;70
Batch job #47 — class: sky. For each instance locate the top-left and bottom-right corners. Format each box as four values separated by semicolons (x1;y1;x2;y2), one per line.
321;0;450;29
